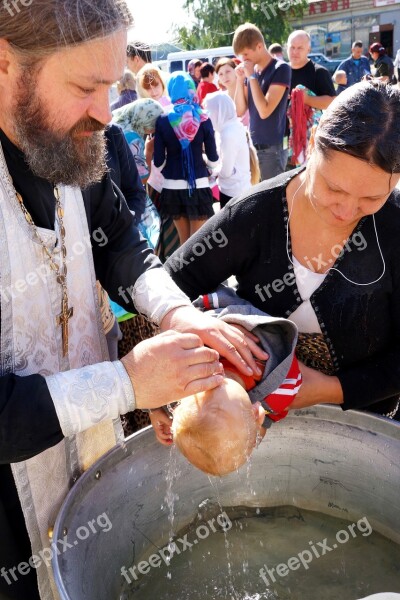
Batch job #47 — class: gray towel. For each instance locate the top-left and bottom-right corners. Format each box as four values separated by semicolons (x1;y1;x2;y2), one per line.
193;285;298;426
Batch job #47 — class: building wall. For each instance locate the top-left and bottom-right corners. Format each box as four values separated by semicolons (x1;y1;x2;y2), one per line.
289;0;400;57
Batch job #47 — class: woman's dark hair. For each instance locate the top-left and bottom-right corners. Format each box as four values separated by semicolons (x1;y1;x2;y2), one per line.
315;81;400;174
199;62;215;78
127;41;152;63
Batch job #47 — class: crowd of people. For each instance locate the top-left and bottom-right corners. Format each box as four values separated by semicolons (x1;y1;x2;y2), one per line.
112;24;399;258
0;1;400;598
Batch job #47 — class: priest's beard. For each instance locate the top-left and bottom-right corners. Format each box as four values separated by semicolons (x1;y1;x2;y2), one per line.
13;70;107;188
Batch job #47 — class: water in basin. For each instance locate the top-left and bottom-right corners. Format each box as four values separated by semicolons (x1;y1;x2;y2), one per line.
120;505;400;600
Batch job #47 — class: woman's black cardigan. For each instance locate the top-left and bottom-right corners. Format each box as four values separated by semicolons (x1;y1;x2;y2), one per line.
166;170;400;414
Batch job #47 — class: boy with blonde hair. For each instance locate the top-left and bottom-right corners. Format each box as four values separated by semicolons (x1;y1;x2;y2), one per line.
233;23;291;181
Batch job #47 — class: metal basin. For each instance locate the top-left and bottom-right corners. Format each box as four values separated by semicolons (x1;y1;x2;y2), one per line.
52;406;400;600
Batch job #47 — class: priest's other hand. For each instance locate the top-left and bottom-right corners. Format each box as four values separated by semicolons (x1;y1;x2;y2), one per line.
160;305;269;379
120;330;224;408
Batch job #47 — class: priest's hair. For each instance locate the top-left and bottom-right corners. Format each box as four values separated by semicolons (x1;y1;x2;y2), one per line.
1;0;133;64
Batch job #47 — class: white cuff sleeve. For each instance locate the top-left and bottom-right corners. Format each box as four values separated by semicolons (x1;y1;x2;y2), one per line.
206;158;219;169
131;268;191;326
46;361;135;437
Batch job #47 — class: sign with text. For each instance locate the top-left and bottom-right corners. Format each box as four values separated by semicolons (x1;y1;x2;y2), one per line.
309;0;350;14
374;0;400;6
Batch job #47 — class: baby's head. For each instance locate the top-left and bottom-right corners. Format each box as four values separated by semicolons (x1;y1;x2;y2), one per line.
172;377;264;476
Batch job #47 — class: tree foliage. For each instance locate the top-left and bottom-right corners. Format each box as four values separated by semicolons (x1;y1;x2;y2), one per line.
176;0;306;51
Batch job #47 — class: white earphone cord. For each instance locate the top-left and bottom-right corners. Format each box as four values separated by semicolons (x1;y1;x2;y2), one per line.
286;180;386;287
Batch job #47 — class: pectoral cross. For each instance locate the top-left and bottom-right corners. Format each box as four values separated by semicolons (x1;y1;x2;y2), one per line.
57;296;74;357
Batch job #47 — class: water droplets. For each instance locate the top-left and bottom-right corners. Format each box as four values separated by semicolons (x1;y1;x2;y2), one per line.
163;444;181;568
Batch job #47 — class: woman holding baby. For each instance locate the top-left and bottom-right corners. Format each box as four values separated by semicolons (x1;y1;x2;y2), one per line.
164;81;400;421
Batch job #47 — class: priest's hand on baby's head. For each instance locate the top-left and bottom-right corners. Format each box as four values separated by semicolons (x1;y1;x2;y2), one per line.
120;330;223;410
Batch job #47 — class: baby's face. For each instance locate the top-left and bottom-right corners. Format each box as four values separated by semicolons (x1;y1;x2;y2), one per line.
213;376;265;434
221;379;265;433
173;378;265;476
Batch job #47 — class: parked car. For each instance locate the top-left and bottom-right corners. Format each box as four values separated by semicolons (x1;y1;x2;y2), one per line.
167;47;235;73
308;53;342;75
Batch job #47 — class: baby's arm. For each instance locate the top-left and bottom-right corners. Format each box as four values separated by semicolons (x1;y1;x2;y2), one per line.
149;408;173;446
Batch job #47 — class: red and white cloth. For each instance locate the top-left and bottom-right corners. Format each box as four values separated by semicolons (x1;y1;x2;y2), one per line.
262;355;302;422
220;355;302;425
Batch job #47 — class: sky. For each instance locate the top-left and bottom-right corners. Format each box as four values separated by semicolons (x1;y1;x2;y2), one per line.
126;0;190;44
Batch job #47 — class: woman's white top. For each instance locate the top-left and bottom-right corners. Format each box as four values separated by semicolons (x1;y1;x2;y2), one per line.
288;256;328;333
205;92;251;198
217;120;251;197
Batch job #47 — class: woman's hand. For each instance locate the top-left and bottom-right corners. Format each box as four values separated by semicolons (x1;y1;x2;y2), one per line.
289;361;344;409
225;322;260;345
149;408;173;446
160;306;269;378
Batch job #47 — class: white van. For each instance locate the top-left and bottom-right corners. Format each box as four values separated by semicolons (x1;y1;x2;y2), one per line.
167;47;235;73
152;59;169;72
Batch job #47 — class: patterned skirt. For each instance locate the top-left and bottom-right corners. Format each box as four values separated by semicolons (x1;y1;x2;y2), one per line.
148;184;180;263
118;315;159;436
296;332;335;375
